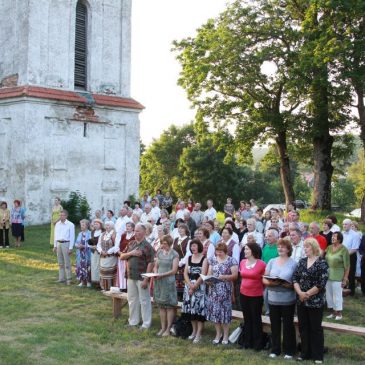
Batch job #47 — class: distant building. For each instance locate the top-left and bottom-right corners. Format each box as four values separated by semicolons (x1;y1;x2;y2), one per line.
0;0;142;224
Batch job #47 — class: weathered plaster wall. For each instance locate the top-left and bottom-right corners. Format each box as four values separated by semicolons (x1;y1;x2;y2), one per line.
0;98;140;224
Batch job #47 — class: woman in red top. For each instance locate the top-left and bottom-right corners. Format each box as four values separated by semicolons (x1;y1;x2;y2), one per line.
239;242;266;351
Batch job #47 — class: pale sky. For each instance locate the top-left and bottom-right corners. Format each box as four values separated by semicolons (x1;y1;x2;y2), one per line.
131;0;232;145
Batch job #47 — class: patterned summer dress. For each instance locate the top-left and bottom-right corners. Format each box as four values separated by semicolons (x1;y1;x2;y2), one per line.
75;230;91;282
206;256;238;324
182;255;206;321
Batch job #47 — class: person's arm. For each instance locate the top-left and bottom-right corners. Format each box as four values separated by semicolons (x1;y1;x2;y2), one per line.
119;248;142;260
140;260;155;289
349;234;361;255
96;235;103;254
262;260;280;287
207;243;215;260
219;264;238;282
183;260;191;286
293;282;307;302
68;224;75;252
342;249;350;288
233;244;240;267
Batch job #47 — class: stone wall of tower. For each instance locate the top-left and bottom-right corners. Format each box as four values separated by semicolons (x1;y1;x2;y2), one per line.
0;0;132;96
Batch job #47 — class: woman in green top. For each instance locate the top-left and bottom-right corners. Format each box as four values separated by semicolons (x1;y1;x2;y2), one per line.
153;234;179;337
325;232;350;320
50;197;63;247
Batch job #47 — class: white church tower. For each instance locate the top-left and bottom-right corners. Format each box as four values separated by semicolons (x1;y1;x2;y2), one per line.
0;0;142;224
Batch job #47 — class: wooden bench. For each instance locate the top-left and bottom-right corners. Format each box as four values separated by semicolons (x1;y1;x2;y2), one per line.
103;291;365;338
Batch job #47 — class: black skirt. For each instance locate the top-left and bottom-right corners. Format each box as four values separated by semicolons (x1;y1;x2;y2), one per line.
11;223;22;238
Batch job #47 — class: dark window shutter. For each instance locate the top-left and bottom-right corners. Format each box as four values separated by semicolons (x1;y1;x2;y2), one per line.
74;2;87;89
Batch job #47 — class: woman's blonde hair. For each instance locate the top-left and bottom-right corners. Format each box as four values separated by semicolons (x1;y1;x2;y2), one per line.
303;237;321;256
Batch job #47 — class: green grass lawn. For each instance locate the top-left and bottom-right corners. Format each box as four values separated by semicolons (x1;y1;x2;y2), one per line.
0;225;365;365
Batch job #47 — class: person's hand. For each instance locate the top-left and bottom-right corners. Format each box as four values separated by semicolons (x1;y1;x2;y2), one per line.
140;278;149;289
53;247;57;253
341;278;348;288
298;291;307;302
281;282;292;289
131;249;142;257
68;249;73;255
154;274;161;280
188;288;194;296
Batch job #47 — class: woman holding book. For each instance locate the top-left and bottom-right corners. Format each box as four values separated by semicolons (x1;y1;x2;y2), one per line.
153;235;179;337
206;242;238;345
263;238;297;359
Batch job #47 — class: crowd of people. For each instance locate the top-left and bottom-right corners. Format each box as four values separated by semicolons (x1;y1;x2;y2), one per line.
5;192;364;364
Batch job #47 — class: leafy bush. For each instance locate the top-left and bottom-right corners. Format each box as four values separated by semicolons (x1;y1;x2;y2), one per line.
61;191;91;224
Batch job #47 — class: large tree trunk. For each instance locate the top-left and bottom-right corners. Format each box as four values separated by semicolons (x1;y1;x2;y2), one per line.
310;67;333;210
275;131;295;208
354;86;365;222
311;134;334;210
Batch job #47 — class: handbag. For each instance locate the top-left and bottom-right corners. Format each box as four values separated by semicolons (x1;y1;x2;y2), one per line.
229;325;243;344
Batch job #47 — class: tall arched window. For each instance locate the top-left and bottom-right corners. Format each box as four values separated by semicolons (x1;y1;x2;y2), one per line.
74;1;87;89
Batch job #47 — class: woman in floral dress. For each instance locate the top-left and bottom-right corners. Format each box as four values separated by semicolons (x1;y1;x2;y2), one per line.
206;242;238;345
75;219;92;287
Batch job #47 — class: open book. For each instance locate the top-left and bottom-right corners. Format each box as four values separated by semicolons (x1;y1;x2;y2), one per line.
200;274;223;284
141;273;161;278
263;275;291;284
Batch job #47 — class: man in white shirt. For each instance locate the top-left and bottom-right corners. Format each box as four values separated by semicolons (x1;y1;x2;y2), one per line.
342;219;361;296
140;204;153;224
53;210;75;285
150;198;161;221
204;199;217;221
175;201;189;220
290;228;305;263
115;206;132;245
241;218;264;248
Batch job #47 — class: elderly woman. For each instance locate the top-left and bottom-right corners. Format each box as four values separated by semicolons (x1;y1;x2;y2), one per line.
325;232;350;320
173;223;190;301
263;238;297;359
153;235;179;337
97;221;117;291
11;200;25;247
208;227;240;267
75;219;92;287
89;219;103;288
182;238;208;343
293;238;329;363
240;242;266;351
0;201;10;248
144;222;155;245
50;197;63;248
206;242;238;345
152;224;170;252
157;209;170;227
116;222;135;291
